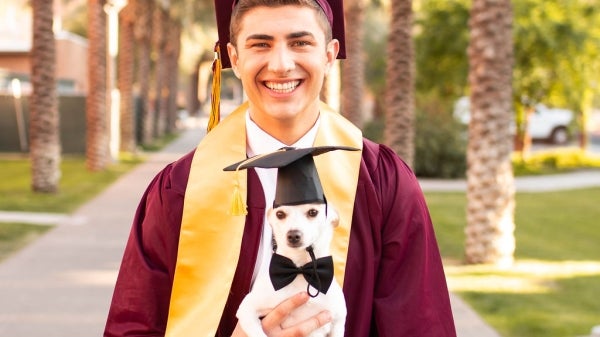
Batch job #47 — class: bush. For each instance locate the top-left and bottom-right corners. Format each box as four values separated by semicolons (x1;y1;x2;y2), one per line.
362;96;467;179
414;101;467;178
512;148;600;175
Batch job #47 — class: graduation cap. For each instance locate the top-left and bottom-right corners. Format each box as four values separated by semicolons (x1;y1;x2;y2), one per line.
223;146;359;215
208;0;347;132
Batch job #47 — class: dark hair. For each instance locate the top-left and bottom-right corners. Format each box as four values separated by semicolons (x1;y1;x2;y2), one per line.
229;0;333;47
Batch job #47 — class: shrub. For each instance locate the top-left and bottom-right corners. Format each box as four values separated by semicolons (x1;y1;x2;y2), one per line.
362;95;467;179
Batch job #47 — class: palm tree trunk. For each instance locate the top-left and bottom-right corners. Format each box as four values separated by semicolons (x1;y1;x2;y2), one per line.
383;0;415;167
86;0;110;171
165;19;182;133
135;0;154;145
152;5;168;138
118;1;137;153
341;0;366;128
465;0;516;266
30;0;61;193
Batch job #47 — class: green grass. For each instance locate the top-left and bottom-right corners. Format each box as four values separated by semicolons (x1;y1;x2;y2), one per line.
0;155;143;262
426;188;600;337
0;222;53;261
0;155;142;213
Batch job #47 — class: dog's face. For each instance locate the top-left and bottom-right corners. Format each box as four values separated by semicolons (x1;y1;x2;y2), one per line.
267;203;339;251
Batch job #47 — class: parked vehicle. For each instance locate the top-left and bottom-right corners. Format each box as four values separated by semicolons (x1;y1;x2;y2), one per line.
453;97;574;144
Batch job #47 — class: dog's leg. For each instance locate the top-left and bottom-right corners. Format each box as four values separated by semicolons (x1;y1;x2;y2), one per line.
236;297;269;337
329;319;345;337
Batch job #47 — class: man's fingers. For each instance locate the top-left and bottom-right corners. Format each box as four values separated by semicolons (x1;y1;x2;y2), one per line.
260;292;332;336
293;311;333;336
261;292;310;329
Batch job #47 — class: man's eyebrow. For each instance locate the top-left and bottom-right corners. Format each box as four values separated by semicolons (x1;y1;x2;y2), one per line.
246;34;274;41
288;31;314;39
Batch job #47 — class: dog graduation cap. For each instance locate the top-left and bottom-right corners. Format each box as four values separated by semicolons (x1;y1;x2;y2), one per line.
223;146;358;215
208;0;347;132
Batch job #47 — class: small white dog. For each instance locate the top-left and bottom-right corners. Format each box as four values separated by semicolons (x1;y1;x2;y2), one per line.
236;203;347;337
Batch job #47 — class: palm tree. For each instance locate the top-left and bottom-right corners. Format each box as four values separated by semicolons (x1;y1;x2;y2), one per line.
383;0;415;167
465;0;515;266
135;0;155;145
341;0;366;128
165;18;182;133
30;0;61;193
86;0;110;171
152;4;168;138
118;0;137;153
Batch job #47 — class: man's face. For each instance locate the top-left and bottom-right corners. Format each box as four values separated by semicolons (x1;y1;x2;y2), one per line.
227;5;339;141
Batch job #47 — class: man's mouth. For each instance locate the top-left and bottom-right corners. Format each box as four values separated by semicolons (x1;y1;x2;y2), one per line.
264;80;300;93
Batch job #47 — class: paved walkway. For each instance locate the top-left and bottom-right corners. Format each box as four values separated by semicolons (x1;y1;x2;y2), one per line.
3;124;600;337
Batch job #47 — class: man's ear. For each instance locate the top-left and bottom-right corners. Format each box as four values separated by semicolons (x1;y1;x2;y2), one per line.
325;39;340;72
227;43;240;78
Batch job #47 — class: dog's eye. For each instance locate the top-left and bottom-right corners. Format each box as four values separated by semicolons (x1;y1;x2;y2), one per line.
276;210;286;219
307;209;319;218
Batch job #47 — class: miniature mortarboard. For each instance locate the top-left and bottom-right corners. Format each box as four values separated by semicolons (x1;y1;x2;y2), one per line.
208;0;347;132
223;146;359;214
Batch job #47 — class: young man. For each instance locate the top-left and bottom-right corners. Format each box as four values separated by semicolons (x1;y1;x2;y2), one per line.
104;0;457;336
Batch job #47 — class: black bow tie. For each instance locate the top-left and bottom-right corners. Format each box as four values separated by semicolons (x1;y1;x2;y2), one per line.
269;252;334;296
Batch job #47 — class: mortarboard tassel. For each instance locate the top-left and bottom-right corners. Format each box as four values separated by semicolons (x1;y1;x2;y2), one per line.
207;43;221;133
230;169;248;216
227;149;289;216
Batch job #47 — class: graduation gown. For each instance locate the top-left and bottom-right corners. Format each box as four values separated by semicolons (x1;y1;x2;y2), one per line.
104;136;456;336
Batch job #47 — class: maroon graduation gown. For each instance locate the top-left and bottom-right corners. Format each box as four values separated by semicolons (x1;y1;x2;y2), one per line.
104;138;457;336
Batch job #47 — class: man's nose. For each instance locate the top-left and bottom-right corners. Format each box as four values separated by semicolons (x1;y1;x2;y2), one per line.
268;45;295;73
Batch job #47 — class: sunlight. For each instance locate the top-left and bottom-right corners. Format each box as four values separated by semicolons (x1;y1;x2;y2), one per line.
445;260;600;294
61;269;118;287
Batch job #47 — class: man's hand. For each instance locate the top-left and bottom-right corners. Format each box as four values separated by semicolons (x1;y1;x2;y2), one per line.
231;292;332;337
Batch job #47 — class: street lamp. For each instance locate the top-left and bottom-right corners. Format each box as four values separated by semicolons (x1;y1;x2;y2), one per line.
104;0;127;161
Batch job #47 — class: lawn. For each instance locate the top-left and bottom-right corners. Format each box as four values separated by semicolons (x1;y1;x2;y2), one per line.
0;155;141;261
426;188;600;337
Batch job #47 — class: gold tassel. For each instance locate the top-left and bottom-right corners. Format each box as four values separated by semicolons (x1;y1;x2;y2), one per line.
207;43;221;133
227;149;288;216
229;170;248;216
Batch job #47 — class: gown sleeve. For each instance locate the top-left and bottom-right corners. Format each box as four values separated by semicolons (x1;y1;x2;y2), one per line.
103;152;193;337
362;142;456;336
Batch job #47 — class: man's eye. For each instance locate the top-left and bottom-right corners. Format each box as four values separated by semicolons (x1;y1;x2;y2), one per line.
276;211;286;219
250;42;269;48
307;209;319;218
291;40;310;47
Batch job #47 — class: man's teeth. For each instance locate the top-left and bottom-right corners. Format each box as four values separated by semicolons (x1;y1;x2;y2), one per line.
265;81;300;93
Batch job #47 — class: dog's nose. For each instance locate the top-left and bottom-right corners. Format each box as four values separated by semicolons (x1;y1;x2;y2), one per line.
286;230;303;247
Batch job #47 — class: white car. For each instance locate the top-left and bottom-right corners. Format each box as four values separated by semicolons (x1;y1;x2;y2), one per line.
453;97;574;144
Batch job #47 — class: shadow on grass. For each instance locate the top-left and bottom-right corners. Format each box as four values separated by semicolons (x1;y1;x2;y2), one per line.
447;261;600;337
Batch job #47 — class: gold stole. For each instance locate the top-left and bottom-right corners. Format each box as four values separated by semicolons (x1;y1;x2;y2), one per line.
166;102;362;337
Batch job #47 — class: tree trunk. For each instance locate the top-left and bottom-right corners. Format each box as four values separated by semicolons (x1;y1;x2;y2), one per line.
341;0;366;128
152;5;168;138
165;19;182;133
465;0;516;267
86;0;110;171
135;0;154;145
383;0;415;167
118;1;137;153
30;0;61;193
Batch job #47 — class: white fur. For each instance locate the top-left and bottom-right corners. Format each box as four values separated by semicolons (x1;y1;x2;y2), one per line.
236;203;347;337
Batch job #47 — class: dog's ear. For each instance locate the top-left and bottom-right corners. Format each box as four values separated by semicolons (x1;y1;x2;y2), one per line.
328;209;340;228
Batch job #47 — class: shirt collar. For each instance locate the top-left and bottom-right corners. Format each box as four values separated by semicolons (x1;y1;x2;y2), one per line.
245;111;320;157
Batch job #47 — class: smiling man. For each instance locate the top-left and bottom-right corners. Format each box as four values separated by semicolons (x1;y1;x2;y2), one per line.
104;1;456;336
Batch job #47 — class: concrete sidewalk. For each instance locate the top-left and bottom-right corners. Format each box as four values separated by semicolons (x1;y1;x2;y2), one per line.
0;127;204;337
12;124;598;336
